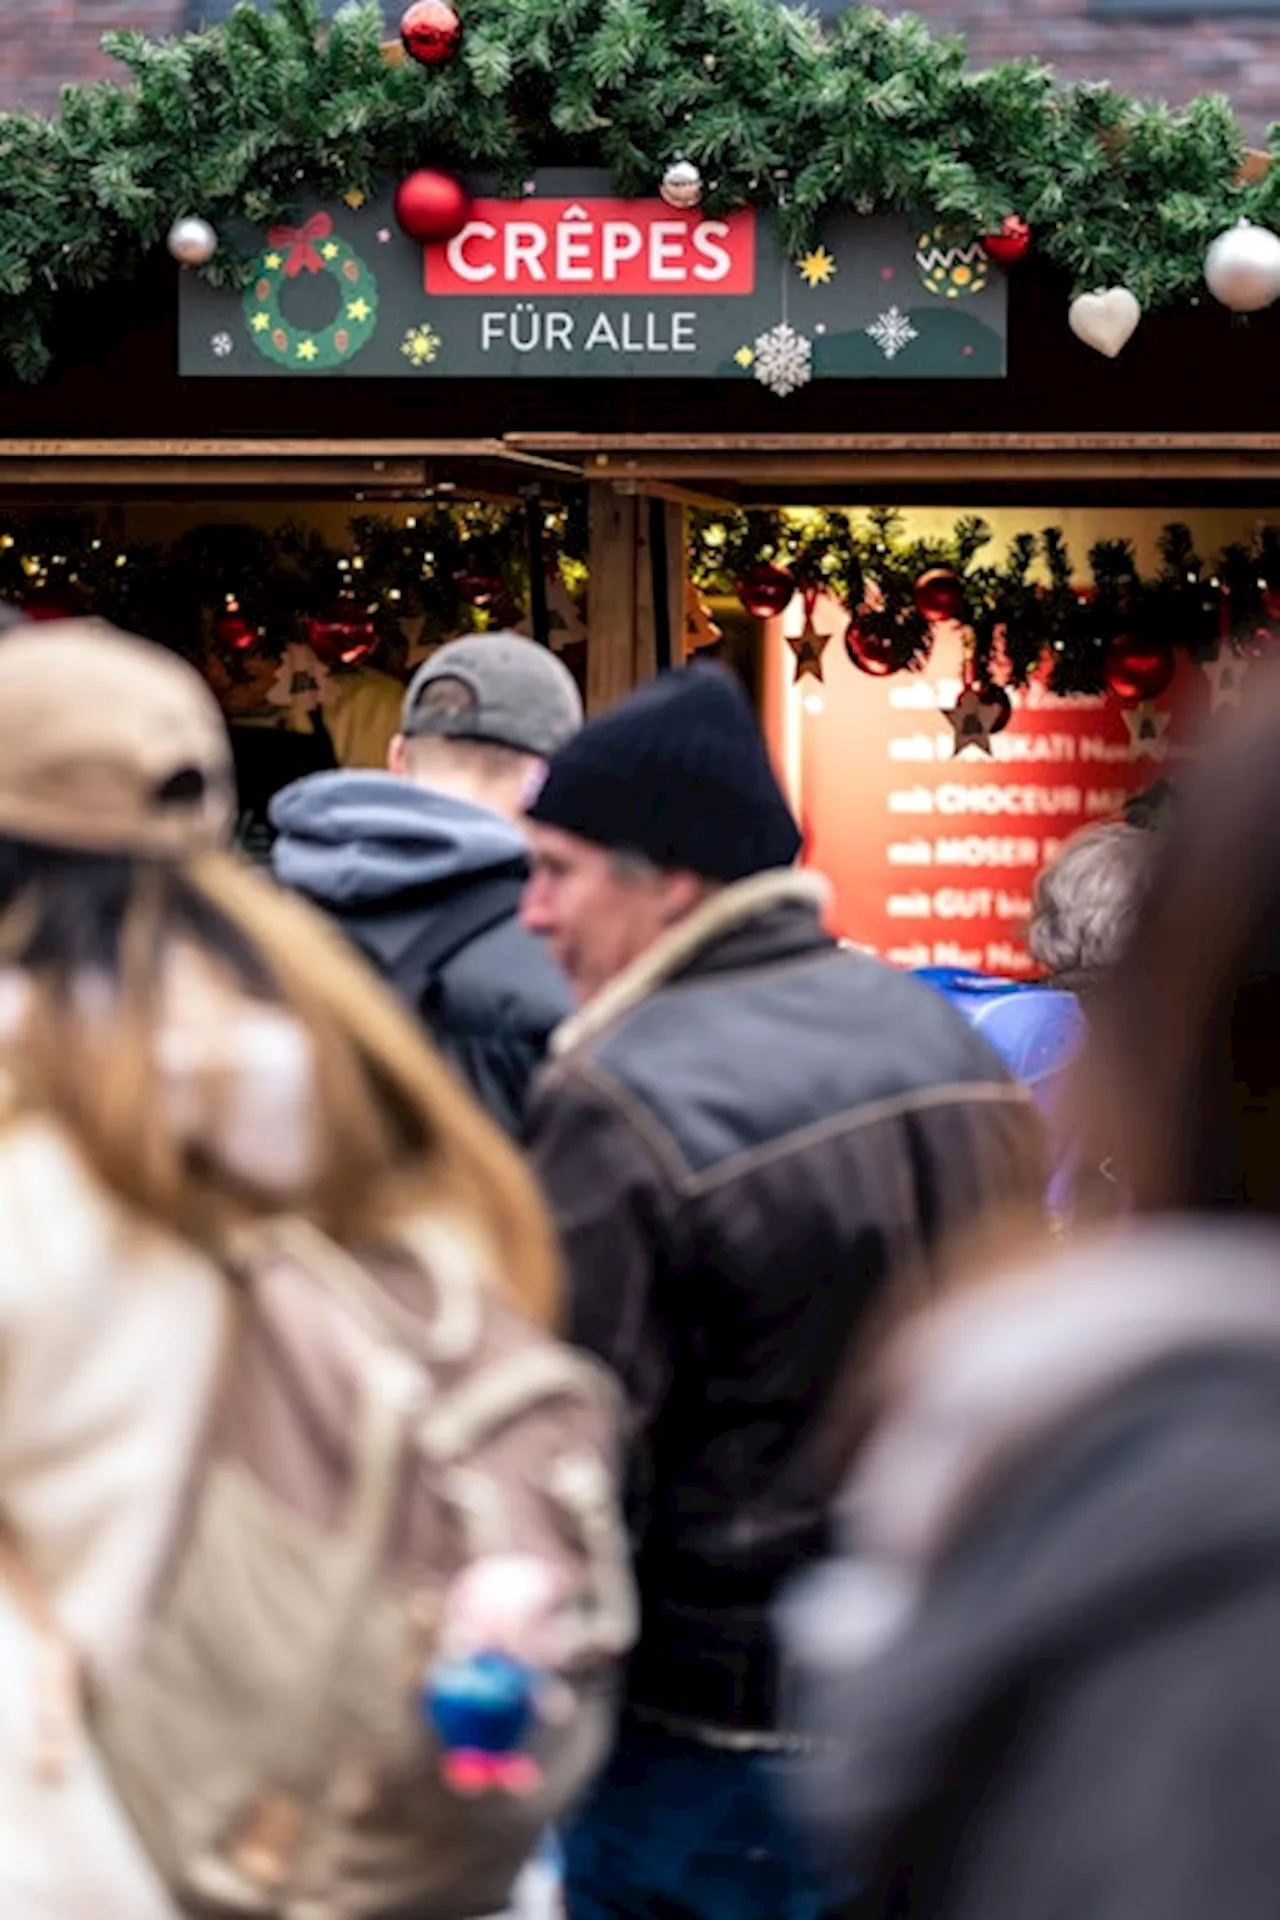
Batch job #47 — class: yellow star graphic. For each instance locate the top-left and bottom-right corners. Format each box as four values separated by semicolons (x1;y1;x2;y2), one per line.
264;252;283;270
321;241;340;261
346;297;372;322
296;338;319;362
734;345;755;368
250;312;271;332
401;325;441;366
344;188;366;210
797;246;837;288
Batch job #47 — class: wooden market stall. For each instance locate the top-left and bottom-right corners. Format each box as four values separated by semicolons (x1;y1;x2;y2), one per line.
4;0;1280;954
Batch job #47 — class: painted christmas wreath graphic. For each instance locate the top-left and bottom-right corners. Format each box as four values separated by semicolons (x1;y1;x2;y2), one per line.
244;213;380;370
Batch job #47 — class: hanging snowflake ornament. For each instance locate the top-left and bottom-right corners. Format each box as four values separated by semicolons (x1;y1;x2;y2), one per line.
866;307;918;361
752;322;812;398
268;642;332;714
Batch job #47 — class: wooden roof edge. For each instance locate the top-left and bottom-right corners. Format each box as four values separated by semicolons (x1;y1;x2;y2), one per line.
506;431;1280;454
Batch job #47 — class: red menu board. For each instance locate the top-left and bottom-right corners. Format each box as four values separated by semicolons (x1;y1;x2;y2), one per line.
766;611;1212;976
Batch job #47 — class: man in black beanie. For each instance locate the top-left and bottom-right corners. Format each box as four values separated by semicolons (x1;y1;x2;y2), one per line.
521;663;1046;1920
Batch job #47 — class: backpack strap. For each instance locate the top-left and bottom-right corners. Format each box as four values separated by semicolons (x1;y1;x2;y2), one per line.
387;873;526;1009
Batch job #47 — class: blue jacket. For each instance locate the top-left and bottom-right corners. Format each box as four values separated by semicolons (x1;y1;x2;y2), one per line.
914;968;1086;1216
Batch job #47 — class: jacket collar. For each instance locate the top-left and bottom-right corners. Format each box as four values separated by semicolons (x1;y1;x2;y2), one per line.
552;867;830;1058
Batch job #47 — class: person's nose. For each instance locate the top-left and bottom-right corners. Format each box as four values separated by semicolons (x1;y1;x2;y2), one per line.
520;871;554;934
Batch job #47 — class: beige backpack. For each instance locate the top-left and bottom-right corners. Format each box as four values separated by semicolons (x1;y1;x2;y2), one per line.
85;1215;635;1920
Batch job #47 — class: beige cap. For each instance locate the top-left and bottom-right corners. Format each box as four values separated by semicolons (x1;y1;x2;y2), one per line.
0;620;234;857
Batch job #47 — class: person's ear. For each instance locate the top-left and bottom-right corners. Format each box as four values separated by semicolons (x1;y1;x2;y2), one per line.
658;871;709;926
388;733;407;775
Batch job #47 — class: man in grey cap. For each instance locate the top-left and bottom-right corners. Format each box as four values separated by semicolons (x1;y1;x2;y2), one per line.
270;631;583;1132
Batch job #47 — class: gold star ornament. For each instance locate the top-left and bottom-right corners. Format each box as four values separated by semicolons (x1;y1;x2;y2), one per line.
734;345;755;369
787;617;831;684
797;246;837;288
344;188;367;210
944;683;1005;757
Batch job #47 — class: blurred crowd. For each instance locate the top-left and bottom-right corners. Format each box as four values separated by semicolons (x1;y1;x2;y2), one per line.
0;607;1270;1920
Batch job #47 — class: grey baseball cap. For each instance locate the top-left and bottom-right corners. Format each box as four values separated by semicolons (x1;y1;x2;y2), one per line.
401;630;583;759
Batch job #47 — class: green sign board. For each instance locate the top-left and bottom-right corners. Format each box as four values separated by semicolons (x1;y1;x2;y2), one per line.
180;170;1006;384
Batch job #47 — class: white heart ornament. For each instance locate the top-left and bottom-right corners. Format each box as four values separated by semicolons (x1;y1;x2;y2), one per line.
1068;288;1142;359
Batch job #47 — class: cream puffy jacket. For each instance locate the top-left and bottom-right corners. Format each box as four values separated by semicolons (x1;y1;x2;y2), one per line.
0;956;318;1919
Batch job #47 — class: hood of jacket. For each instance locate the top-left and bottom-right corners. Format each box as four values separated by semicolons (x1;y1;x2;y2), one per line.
270;770;529;911
777;1220;1280;1878
0;943;321;1202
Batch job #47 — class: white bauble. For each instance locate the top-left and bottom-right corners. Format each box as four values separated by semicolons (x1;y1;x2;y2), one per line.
166;216;218;268
660;159;703;211
1204;219;1280;313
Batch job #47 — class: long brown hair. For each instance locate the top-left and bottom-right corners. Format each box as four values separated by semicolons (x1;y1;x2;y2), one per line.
1084;662;1280;1217
0;842;560;1327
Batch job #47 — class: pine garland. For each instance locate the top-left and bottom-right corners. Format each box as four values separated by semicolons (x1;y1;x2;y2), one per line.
0;0;1275;382
690;508;1278;689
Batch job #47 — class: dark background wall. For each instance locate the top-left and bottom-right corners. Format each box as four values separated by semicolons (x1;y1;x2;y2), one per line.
4;0;1280;141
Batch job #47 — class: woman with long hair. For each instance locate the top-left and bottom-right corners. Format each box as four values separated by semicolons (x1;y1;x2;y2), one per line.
0;622;621;1919
782;668;1280;1920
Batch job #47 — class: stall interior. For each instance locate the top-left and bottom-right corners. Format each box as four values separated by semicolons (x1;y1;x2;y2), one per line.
0;492;1270;975
733;505;1276;972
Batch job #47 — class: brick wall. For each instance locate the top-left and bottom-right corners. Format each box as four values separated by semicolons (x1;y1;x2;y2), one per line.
2;1;1278;140
900;0;1280;145
1;3;182;117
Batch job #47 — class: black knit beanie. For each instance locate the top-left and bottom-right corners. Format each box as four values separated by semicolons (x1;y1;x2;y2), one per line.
526;662;802;881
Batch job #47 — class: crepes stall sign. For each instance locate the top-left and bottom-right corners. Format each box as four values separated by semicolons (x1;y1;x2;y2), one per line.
180;171;1007;383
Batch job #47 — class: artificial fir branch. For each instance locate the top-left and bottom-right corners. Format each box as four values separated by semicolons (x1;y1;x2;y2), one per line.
0;0;1273;381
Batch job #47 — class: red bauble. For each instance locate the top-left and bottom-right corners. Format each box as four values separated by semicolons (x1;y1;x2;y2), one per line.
982;214;1031;266
394;169;471;245
735;563;795;620
454;568;501;607
844;608;932;677
1104;634;1175;704
308;605;379;666
913;568;968;625
212;611;258;652
400;0;462;66
22;590;84;623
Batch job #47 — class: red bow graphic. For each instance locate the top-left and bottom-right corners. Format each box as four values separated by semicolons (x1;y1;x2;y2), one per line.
266;211;333;278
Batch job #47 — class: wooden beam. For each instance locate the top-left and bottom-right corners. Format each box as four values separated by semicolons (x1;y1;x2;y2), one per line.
587;484;638;714
585;485;687;709
509;431;1280;489
0;459;431;490
508;431;1280;454
0;438;581;473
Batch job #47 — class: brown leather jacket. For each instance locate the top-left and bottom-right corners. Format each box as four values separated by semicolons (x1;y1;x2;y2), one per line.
525;870;1046;1734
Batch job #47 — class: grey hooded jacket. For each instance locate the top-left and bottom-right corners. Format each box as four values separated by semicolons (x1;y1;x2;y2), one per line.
270;770;571;1133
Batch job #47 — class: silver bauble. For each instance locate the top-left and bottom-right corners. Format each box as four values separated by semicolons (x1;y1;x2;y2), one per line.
167;216;218;268
1204;218;1280;314
660;159;703;211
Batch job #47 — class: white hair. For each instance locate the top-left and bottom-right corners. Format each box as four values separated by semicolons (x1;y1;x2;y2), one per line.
1028;823;1154;983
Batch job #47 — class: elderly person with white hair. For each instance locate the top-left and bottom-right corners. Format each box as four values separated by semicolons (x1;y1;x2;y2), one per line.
916;820;1156;1222
1028;821;1154;993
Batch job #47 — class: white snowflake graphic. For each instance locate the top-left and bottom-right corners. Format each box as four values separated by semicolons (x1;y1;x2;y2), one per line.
211;331;234;358
866;306;918;361
752;322;813;398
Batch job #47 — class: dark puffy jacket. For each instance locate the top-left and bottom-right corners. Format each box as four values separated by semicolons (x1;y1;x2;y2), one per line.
524;870;1045;1735
783;1223;1280;1920
269;770;571;1134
